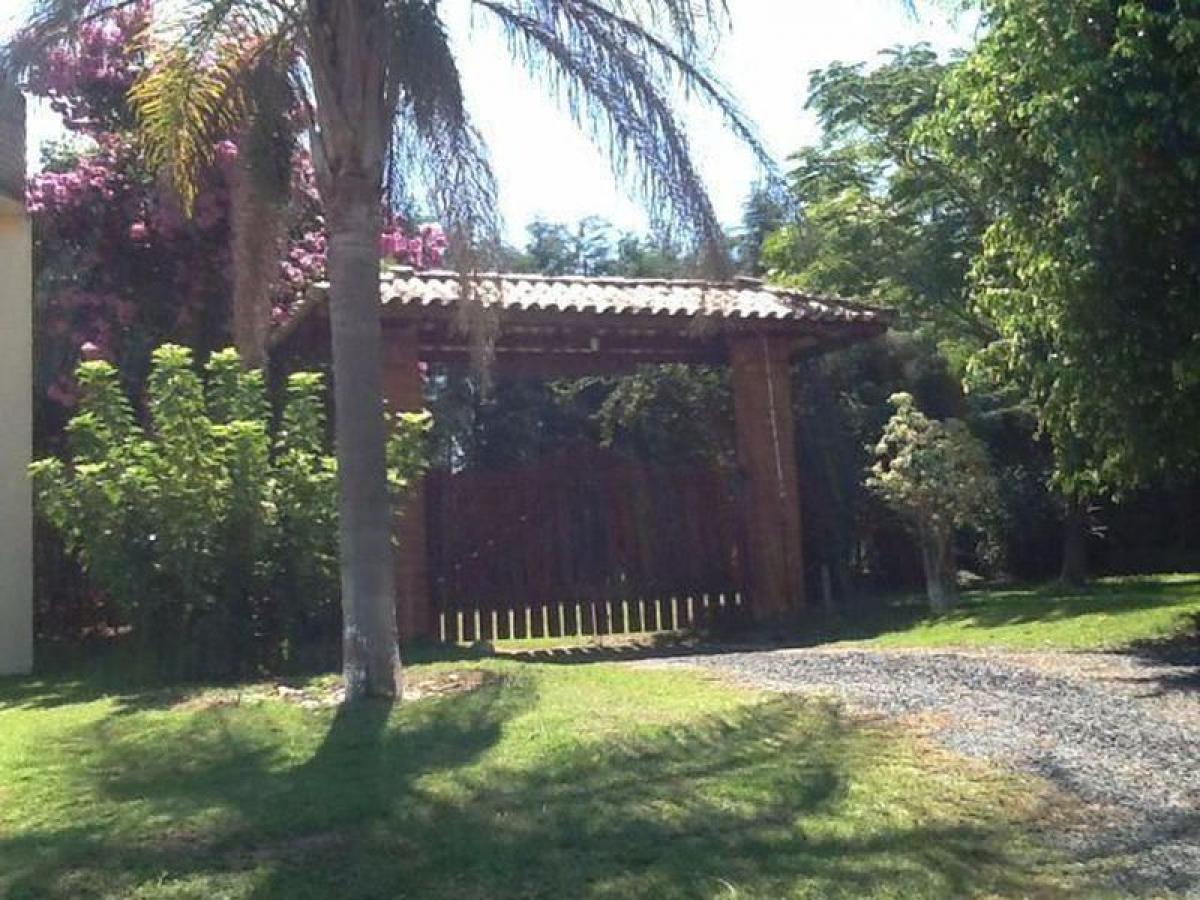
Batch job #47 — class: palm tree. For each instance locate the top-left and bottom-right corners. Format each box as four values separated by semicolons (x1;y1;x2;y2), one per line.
6;0;771;701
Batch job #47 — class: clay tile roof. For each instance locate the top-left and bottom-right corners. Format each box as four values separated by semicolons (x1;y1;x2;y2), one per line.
380;269;890;328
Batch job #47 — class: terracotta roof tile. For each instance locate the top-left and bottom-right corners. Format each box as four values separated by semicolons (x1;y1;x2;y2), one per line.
380;269;889;327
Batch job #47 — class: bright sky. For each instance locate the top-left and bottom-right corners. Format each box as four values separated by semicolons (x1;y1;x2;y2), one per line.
8;0;977;240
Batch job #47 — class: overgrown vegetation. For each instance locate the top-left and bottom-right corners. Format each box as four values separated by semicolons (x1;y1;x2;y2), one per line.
0;662;1090;899
30;345;430;678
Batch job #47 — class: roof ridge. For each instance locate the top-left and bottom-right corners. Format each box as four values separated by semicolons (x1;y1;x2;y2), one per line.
371;267;893;326
386;268;875;303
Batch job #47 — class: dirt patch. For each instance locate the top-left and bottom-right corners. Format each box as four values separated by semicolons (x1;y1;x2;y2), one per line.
169;668;493;713
405;668;490;701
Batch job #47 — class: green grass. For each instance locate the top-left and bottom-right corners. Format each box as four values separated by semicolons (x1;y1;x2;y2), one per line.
0;659;1093;899
836;573;1200;652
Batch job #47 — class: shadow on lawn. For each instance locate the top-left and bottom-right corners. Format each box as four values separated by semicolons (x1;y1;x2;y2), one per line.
1121;609;1200;694
0;672;1078;899
0;638;486;713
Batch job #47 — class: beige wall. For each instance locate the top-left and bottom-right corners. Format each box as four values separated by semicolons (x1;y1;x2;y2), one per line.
0;83;32;676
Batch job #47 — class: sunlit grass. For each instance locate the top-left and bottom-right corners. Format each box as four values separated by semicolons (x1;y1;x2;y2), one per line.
0;660;1094;899
846;574;1200;651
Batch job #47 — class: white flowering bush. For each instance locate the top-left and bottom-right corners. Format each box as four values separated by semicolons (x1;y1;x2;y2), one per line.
867;393;998;610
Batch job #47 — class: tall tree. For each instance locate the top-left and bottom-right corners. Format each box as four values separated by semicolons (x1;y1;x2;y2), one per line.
929;0;1200;503
763;45;991;349
760;44;1087;584
6;0;769;700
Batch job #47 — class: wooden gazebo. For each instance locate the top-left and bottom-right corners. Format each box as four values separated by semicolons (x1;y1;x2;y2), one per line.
310;269;889;640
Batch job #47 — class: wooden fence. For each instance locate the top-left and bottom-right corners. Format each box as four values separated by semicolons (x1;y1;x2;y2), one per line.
425;446;749;642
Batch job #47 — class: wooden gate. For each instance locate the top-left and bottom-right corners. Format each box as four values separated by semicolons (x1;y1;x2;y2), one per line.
426;445;749;642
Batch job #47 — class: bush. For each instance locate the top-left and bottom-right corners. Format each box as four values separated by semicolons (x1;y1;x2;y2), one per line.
867;393;998;611
30;344;430;677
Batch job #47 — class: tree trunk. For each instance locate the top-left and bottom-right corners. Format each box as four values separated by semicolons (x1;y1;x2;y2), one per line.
326;179;403;700
1059;496;1089;587
920;526;958;613
229;156;283;369
305;0;403;701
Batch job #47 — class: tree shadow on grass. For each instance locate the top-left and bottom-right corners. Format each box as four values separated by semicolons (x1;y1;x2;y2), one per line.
0;638;492;714
0;671;1084;899
1118;610;1200;694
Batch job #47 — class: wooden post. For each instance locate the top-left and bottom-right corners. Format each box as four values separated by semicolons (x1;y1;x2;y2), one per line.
730;334;805;618
382;326;435;640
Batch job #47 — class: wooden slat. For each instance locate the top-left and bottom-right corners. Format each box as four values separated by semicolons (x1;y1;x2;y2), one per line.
478;607;495;643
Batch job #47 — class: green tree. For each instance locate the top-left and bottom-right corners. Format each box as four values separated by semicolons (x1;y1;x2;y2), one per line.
763;45;991;350
760;43;1092;584
7;0;769;699
930;0;1200;503
867;392;998;610
526;216;616;275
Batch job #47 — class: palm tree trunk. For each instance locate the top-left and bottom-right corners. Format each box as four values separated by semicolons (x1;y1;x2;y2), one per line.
326;175;402;700
305;0;402;702
229;157;283;369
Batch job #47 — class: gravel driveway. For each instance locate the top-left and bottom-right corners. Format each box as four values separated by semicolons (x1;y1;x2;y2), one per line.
656;646;1200;897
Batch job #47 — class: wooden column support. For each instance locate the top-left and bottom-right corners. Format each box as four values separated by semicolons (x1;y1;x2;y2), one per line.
730;334;806;617
382;326;435;641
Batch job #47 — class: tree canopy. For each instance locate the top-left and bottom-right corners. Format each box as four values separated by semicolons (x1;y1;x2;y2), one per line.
930;0;1200;496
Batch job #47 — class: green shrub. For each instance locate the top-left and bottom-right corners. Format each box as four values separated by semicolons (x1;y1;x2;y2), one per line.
30;344;430;677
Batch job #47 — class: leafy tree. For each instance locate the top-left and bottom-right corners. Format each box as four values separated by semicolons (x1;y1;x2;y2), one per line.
867;392;998;610
735;184;790;275
525;216;616;275
763;45;991;350
10;0;768;699
929;0;1200;501
758;44;1096;584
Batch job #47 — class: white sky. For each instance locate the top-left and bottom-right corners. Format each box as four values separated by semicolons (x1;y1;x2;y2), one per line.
7;0;977;240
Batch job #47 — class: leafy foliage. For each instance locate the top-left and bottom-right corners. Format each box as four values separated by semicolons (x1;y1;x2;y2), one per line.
763;45;991;352
30;346;431;677
868;392;998;608
929;0;1200;495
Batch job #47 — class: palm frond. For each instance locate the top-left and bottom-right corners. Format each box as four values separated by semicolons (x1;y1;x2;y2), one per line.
472;0;754;268
129;0;294;211
384;1;503;374
564;0;771;171
385;1;501;257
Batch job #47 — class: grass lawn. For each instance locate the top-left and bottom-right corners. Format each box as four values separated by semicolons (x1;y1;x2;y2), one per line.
0;659;1093;899
837;573;1200;652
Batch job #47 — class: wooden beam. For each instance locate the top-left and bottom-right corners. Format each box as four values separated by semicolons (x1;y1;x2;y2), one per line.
730;334;805;618
382;326;436;641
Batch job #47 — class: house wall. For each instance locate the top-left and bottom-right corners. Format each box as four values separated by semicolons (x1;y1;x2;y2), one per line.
0;87;32;676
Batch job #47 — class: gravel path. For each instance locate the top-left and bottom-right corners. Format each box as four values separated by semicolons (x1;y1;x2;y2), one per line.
656;647;1200;897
